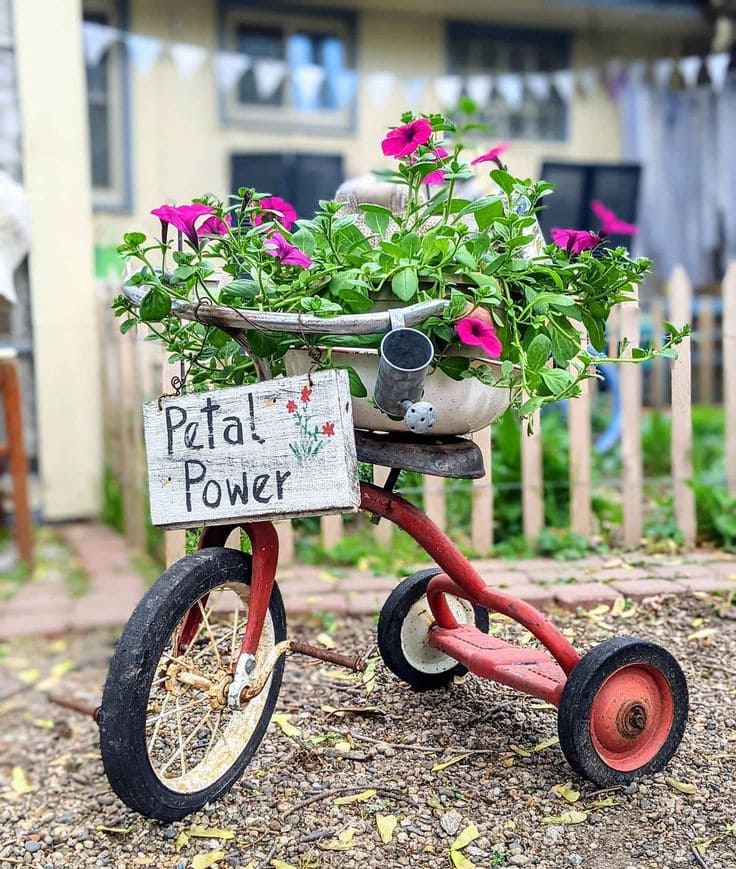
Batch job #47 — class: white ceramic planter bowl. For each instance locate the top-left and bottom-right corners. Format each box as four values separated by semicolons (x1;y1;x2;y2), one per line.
284;348;510;436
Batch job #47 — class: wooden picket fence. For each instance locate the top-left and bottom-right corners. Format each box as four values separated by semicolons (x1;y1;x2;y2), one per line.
98;263;736;566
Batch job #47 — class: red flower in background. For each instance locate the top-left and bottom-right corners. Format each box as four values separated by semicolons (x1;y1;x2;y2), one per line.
286;400;297;413
301;385;312;404
321;422;335;436
381;118;433;158
471;142;510;168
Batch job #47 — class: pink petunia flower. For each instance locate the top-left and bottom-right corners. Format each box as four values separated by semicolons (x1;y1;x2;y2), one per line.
455;316;503;359
264;232;312;269
551;227;603;255
471;142;510;168
253;196;298;231
590;199;638;236
418;146;449;185
381;118;433;158
151;203;230;247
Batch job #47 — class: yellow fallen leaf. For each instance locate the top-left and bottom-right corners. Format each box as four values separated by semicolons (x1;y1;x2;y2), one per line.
510;745;532;757
271;861;298;869
316;632;336;649
610;597;626;616
52;659;76;678
334;740;352;753
450;850;476;869
690;617;704;628
95;825;133;835
32;718;55;730
687;628;717;642
271;713;301;738
531;736;559;753
47;639;68;653
587;604;610;618
665;777;696;795
17;667;40;684
432;754;471;773
187;826;234;840
175;832;189;852
319;668;359;682
552;784;580;803
451;823;479;852
11;766;33;794
376;814;397;844
334;789;376;805
542;810;587;825
585;797;618;809
191;852;224;869
338;827;358;845
502;756;516;767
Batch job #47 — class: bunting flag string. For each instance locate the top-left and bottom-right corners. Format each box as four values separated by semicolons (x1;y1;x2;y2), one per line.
79;21;734;106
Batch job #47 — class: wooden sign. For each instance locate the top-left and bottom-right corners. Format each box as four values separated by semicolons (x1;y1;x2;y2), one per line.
143;370;360;529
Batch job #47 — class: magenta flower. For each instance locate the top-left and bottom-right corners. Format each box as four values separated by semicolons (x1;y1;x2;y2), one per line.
455;316;503;359
381;118;433;158
590;199;638;236
419;147;449;185
253;196;297;231
151;203;230;247
551;227;603;255
471;142;510;168
264;232;312;269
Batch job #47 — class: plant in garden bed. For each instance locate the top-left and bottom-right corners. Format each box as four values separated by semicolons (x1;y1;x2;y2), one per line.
113;112;688;414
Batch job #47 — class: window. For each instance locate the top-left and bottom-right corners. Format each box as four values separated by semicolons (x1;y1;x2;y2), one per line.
83;0;131;211
219;4;356;131
447;22;571;141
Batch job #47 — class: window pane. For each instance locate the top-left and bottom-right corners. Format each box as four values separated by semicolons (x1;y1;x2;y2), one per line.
89;103;111;188
237;25;284;106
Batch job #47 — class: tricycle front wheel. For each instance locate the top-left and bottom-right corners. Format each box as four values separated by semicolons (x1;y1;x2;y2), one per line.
100;548;286;821
557;637;688;786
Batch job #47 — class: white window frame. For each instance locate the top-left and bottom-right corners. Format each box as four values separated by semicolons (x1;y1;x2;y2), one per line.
219;5;356;133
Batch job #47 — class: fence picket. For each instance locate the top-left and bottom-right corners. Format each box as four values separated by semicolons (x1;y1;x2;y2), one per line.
423;473;446;532
668;266;696;546
521;410;543;541
619;291;643;547
161;354;187;567
372;465;393;546
724;262;736;497
568;328;592;538
471;427;493;554
649;298;667;408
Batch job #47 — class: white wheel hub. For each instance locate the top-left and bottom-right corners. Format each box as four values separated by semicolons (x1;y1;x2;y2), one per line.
400;592;477;675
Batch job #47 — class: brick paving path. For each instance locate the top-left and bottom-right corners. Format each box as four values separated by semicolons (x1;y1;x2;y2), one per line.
0;522;734;639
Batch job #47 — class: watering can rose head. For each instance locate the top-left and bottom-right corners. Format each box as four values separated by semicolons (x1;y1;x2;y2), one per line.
113;111;689;414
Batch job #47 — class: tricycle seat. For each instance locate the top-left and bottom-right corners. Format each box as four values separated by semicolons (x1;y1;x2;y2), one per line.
354;429;485;480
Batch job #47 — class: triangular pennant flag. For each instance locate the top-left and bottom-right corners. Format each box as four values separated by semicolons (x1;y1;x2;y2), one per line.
706;52;731;92
402;76;426;106
678;55;701;89
215;51;250;91
653;57;674;89
526;72;550;101
169;42;207;80
605;57;627;98
496;73;524;108
82;20;118;67
333;68;358;108
292;63;326;110
252;57;288;101
465;73;492;108
365;71;395;108
433;74;463;108
578;67;599;97
627;59;647;86
126;33;163;76
551;70;574;101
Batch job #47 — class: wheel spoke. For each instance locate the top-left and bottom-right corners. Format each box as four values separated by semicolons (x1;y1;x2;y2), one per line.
198;600;224;670
175;695;187;776
148;691;172;749
160;708;212;776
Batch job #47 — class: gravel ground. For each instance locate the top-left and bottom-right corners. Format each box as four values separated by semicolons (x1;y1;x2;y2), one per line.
1;593;735;869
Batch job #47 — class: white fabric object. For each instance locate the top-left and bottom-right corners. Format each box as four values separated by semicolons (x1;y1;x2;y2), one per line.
0;172;31;304
551;70;574;102
82;20;118;67
333;69;358;108
653;57;674;89
126;33;163;76
678;56;702;89
496;73;524;108
706;53;730;92
465;73;493;107
365;71;395;107
292;63;326;109
402;76;426;106
627;60;647;87
433;74;463;108
526;72;550;101
215;51;250;91
252;57;288;101
578;67;599;97
169;42;207;80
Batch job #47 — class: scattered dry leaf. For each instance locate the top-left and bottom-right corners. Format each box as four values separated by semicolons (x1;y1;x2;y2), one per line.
449;851;475;869
175;832;189;852
271;714;301;738
542;810;587;825
191;852;224;869
271;860;298;869
687;628;717;642
451;823;480;852
187;826;234;840
334;789;376;805
552;784;580;803
32;718;54;730
531;736;559;753
665;777;696;795
432;754;471;773
95;825;133;835
338;827;358;845
376;814;397;843
315;632;335;649
10;766;33;794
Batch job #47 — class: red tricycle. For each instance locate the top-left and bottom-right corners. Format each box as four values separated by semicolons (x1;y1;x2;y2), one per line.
99;289;688;821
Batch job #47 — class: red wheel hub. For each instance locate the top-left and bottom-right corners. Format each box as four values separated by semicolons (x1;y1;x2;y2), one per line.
589;664;674;771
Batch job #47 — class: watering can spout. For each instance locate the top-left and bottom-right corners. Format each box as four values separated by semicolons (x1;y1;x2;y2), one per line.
373;328;439;434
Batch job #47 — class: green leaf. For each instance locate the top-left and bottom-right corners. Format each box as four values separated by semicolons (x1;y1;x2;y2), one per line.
438;357;470;379
139;287;171;322
291;227;316;255
221;279;259;300
338;366;368;398
490;169;514;195
519;396;543;416
455;246;476;270
526;334;552;373
582;312;606;352
119;319;137;335
123;231;145;247
540;368;573;395
359;203;393;237
392;267;418;301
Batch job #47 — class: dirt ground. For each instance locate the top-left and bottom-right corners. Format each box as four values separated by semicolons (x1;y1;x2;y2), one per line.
1;593;735;869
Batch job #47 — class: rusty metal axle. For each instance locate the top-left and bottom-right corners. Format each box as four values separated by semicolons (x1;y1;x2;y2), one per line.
48;693;101;724
288;639;367;672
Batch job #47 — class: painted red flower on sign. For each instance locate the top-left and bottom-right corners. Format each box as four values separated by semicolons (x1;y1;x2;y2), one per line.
286;400;297;413
301;385;312;404
322;422;335;436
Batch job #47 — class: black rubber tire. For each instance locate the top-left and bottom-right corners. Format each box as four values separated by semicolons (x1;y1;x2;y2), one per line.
99;548;286;821
558;637;688;787
377;567;489;691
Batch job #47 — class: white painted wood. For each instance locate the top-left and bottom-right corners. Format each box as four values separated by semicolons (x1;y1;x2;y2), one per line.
471;427;493;554
723;263;736;497
161;354;187;566
423;473;446;532
521;409;543;541
144;369;360;529
620;285;643;547
668;266;696;547
372;466;393;547
568;325;592;538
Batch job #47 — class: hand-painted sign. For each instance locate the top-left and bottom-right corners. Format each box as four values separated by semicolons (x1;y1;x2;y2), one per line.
143;370;359;529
